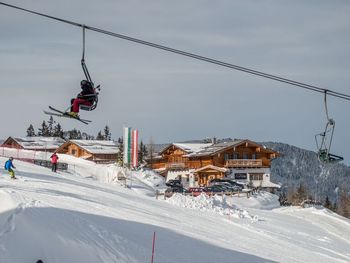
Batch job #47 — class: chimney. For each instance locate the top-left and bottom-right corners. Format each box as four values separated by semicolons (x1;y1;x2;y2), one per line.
211;137;217;144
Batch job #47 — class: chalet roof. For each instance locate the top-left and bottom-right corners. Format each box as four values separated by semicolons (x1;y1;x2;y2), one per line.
159;142;212;155
186;139;276;157
185;140;244;157
173;143;213;154
5;136;65;150
69;140;118;154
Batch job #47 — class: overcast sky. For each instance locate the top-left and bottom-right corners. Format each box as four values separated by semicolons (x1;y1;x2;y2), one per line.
0;0;349;164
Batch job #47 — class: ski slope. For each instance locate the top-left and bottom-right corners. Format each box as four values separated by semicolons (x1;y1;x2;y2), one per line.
0;156;350;263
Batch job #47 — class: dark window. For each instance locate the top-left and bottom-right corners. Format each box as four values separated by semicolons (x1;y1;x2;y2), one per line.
243;152;249;159
233;153;239;159
235;173;247;180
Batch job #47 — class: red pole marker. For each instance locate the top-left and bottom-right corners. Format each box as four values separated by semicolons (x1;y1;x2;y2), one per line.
151;231;156;263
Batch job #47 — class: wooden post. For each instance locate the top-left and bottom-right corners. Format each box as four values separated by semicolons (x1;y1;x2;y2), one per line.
151;231;156;263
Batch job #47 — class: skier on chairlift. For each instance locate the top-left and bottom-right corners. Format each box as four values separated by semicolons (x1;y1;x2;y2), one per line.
68;80;96;118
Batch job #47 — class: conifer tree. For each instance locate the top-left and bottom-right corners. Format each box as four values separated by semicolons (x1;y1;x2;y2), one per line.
38;121;50;137
103;125;112;140
138;140;148;164
48;116;55;136
337;188;350;219
26;124;36;137
68;129;82;139
324;196;332;210
116;137;124;165
96;131;104;140
53;123;64;138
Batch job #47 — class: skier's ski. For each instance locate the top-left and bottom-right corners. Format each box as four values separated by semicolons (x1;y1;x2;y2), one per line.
44;106;91;125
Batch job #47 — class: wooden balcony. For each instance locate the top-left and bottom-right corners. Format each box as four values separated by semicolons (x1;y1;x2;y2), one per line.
166;162;186;170
225;159;263;168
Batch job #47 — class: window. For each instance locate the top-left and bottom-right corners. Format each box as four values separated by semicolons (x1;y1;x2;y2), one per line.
235;173;247;180
224;153;229;160
250;173;263;181
243;152;249;159
233;153;239;159
71;149;76;155
252;153;257;159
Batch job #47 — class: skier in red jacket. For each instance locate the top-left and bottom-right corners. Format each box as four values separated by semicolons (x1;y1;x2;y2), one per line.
50;153;59;172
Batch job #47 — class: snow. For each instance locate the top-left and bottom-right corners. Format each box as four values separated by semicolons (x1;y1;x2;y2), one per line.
7;136;65;150
1;156;350;263
69;140;119;154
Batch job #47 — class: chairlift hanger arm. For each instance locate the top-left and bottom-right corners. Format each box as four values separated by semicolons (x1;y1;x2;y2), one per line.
1;1;350;102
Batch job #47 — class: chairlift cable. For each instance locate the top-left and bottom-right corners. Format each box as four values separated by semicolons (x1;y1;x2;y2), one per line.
1;1;350;101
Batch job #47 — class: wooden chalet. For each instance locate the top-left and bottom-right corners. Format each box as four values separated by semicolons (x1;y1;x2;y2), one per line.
55;140;118;164
1;136;65;152
149;139;280;188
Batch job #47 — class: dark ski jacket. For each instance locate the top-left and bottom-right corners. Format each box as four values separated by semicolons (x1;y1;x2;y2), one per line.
4;159;15;170
78;83;96;103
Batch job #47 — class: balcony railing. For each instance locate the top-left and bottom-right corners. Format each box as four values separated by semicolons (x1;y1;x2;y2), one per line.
225;159;262;168
166;162;186;170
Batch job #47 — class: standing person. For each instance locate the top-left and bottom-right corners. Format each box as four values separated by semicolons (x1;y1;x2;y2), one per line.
4;157;16;179
68;80;96;118
50;153;59;172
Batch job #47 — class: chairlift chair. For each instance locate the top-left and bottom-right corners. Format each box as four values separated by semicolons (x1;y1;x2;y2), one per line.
314;91;343;163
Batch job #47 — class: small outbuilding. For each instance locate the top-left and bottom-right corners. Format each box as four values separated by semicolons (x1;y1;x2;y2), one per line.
55;140;118;163
1;136;65;152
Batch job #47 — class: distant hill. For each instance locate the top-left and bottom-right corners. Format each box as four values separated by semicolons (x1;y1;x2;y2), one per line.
262;142;350;203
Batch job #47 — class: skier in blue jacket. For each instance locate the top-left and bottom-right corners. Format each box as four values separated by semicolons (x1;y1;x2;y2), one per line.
4;157;16;179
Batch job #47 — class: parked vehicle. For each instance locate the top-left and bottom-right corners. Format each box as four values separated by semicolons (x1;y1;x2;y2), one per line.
166;179;182;187
187;187;204;196
209;179;243;191
164;186;188;197
203;185;227;194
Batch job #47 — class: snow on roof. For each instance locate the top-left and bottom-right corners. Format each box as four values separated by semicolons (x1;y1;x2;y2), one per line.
70;140;118;154
13;136;65;150
187;140;244;157
173;143;212;154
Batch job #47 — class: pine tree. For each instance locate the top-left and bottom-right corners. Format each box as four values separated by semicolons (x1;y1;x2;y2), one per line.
68;129;82;139
138;140;148;164
96;131;104;140
26;124;36;137
148;136;155;167
324;196;332;210
116;137;124;165
103;125;112;140
48;116;55;136
53;123;64;138
82;132;94;140
291;183;308;205
38;121;50;137
337;188;350;219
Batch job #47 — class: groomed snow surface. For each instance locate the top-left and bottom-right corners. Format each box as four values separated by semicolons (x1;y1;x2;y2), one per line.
0;156;350;263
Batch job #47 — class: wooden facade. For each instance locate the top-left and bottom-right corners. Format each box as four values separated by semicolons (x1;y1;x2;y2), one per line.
150;140;279;186
56;140;118;164
1;136;64;152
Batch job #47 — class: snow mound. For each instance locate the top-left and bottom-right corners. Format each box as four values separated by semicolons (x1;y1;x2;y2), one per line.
166;193;258;221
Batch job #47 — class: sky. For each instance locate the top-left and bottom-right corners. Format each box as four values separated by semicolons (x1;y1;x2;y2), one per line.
0;0;349;164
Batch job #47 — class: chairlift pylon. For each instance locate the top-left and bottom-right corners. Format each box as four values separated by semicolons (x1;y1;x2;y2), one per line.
314;91;343;163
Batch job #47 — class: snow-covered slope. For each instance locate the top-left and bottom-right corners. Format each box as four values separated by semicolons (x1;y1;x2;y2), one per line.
0;156;350;263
